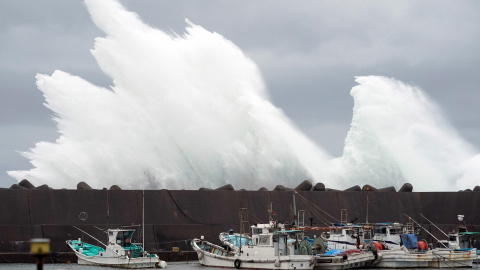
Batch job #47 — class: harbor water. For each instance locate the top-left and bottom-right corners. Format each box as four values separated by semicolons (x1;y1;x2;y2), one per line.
1;262;479;270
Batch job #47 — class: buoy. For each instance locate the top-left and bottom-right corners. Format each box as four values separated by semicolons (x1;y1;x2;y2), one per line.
155;260;167;268
373;242;383;250
417;240;428;251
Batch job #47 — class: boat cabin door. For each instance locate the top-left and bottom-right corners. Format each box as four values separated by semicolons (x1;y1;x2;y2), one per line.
274;235;287;256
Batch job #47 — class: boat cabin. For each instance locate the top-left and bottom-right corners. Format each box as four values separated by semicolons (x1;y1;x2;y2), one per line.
328;224;365;250
371;223;419;249
436;229;479;249
246;227;302;257
106;228;145;257
109;229;134;247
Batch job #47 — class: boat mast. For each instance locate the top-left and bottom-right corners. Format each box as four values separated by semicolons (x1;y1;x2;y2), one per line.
293;191;297;227
143;189;145;253
366;193;369;224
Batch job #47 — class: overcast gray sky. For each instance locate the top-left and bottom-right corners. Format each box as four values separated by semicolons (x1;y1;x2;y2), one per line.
1;0;479;188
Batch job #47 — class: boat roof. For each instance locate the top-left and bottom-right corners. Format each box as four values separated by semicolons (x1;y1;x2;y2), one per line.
274;230;302;233
107;228;136;232
459;232;480;235
332;223;363;227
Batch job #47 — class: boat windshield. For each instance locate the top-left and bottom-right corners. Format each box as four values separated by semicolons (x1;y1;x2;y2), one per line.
116;230;135;247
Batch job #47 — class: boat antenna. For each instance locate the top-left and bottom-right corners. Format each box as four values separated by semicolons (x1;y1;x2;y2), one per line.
420;214;449;238
269;201;273;222
366;191;369;224
106;188;110;226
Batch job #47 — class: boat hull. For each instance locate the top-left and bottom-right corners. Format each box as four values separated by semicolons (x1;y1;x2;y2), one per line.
199;252;314;270
428;249;475;268
76;252;160;268
314;252;374;270
193;239;314;270
371;249;476;268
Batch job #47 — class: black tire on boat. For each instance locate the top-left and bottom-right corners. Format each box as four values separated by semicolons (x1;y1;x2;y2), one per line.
234;259;242;268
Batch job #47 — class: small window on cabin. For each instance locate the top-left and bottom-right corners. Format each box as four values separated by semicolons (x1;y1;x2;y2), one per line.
259;236;270;245
374;228;386;234
252;228;263;234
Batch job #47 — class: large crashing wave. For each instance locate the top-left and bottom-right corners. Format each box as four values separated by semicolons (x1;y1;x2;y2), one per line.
7;0;332;189
8;0;480;191
331;76;480;191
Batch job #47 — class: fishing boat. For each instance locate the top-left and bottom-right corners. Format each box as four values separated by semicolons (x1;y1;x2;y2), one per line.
436;215;480;264
66;191;167;268
295;223;375;269
367;222;476;268
193;229;315;270
66;227;167;268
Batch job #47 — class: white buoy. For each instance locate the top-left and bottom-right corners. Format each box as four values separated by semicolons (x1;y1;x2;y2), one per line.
155;260;167;268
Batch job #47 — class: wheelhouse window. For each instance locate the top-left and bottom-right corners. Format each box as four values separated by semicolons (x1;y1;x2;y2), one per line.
374;227;387;234
116;230;134;247
252;228;263;234
258;235;271;245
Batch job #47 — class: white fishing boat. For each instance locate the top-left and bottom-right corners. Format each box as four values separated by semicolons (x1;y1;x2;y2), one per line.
435;215;480;264
193;229;315;270
367;222;476;268
66;228;167;268
66;191;167;268
304;224;375;269
219;220;375;269
288;197;376;269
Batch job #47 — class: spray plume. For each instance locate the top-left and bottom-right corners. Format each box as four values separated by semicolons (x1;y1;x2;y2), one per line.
8;0;480;191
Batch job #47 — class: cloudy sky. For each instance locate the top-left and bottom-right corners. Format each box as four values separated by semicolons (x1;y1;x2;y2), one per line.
1;0;479;188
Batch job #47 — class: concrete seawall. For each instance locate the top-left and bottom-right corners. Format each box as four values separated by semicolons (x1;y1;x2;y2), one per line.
1;189;479;263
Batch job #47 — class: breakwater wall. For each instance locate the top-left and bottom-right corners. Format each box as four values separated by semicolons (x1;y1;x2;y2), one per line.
1;189;479;263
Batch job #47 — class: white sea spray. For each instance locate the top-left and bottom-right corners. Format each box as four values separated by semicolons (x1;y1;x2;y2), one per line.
8;0;480;191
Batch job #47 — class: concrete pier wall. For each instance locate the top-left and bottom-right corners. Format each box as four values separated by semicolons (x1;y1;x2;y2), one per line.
0;189;479;262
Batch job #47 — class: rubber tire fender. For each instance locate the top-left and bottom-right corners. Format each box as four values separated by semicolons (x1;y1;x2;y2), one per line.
234;259;242;268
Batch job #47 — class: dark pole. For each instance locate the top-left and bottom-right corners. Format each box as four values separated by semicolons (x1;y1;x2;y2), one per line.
36;255;44;270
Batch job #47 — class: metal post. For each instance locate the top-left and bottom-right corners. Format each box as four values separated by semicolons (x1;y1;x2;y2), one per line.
143;190;145;254
31;238;50;270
